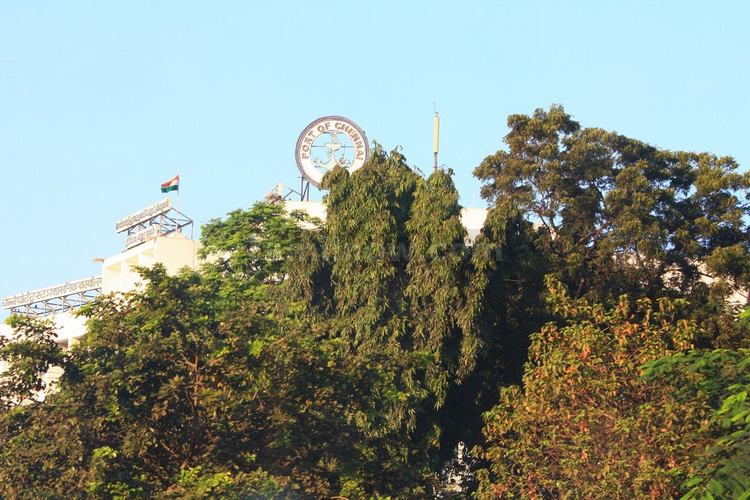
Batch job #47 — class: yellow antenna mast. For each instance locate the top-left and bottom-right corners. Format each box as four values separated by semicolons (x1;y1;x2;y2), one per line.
433;104;440;173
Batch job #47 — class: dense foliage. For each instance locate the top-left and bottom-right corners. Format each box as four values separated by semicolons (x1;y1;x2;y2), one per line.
475;105;750;346
477;278;703;497
643;347;750;498
1;107;749;498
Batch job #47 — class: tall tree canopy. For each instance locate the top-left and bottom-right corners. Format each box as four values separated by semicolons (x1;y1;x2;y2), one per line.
473;106;750;499
1;107;748;498
477;278;705;498
288;146;488;478
0;152;490;497
475;105;750;346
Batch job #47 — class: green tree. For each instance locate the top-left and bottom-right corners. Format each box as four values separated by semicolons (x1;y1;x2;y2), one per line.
474;105;750;346
476;277;705;498
0;315;70;409
457;203;551;442
0;316;93;497
3;108;747;498
320;145;419;341
199;201;317;303
0;266;296;497
0;264;432;497
1;189;474;497
298;147;441;492
405;169;479;403
643;345;750;499
288;146;492;490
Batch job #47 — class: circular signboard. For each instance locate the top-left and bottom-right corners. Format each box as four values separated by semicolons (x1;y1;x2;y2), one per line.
295;116;370;187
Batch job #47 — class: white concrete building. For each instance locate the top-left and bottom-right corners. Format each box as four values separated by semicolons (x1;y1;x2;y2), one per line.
101;231;199;295
0;233;199;344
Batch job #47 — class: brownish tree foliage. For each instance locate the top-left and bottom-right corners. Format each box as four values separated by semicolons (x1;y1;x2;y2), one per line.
476;277;712;498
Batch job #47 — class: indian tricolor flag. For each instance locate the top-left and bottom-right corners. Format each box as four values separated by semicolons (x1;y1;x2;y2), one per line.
161;175;179;193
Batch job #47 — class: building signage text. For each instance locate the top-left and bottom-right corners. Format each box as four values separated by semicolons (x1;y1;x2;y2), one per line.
295;116;370;187
125;224;161;249
2;276;103;309
115;199;172;233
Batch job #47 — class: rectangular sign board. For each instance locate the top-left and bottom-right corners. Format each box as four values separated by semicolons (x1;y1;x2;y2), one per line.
2;276;103;309
115;198;172;233
125;224;161;249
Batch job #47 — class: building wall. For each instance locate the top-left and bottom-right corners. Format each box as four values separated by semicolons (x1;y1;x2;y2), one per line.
102;232;199;294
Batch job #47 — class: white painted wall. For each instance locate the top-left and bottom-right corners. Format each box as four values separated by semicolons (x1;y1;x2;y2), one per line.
102;232;199;294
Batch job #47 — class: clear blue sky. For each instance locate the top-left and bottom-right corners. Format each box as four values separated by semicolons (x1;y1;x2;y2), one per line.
1;1;748;317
